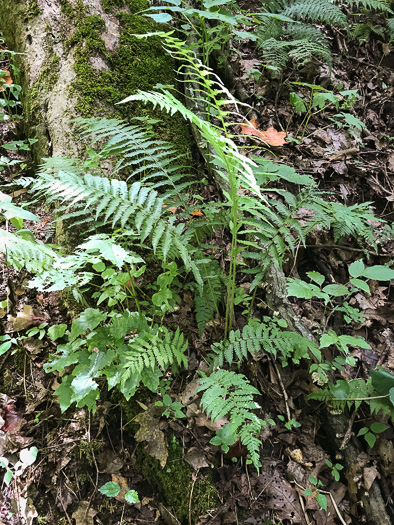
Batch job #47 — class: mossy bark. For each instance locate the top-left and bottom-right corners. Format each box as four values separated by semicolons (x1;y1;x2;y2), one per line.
0;0;192;163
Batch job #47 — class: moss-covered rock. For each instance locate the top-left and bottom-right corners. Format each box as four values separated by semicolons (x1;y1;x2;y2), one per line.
138;437;220;524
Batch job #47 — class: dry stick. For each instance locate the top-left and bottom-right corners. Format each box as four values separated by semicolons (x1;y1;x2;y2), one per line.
59;492;74;525
304;244;378;256
339;408;358;450
271;356;291;422
189;468;200;525
297;491;312;525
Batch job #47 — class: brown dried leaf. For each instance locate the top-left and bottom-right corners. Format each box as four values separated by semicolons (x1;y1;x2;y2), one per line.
240;119;287;146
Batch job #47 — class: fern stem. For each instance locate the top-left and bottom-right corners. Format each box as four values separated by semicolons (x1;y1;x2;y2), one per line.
125;263;142;319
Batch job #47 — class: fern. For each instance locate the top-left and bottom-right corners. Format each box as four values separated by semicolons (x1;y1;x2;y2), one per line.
345;0;393;12
194;258;225;336
209;323;264;368
29;149;203;288
209;318;320;369
281;0;347;27
197;369;265;469
388;18;394;40
74;117;194;202
120;326;188;396
0;230;59;272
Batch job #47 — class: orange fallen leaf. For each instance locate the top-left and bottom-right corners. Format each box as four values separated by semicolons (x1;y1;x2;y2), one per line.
240;118;287;147
190;209;204;216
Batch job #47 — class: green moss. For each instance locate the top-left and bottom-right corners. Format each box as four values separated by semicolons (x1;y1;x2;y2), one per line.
74;440;104;465
138;438;219;524
67;3;193;155
26;0;43;18
101;0;148;14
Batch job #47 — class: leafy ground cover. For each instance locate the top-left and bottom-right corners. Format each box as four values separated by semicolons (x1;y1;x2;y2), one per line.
0;2;394;524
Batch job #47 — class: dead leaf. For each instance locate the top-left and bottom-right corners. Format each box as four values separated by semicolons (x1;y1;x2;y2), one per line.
111;473;134;504
1;404;21;432
184;447;209;470
71;501;97;525
254;471;303;523
190;209;204;216
135;406;168;467
240;119;287;146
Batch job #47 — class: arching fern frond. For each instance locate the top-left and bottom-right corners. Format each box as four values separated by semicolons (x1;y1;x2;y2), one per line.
0;230;59;272
345;0;393;12
74;117;194;202
31;167;202;286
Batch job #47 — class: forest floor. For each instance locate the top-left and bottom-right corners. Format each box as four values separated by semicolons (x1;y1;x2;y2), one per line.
0;9;394;525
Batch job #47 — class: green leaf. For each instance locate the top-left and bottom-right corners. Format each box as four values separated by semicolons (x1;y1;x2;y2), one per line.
329;380;349;400
361;265;394;281
287;279;326;300
322;284;349;297
309;474;318;485
316;493;327;511
54;376;74;412
125;490;139;504
390;387;394;406
0;340;12;356
4;469;12;485
370;367;394;395
146;12;173;23
93;261;106;272
370;422;388;434
320;332;338;348
364;431;376;448
349;260;365;278
19;446;38;466
290;92;306;113
306;272;324;286
47;324;67;341
99;481;121;497
349;278;370;293
70;308;107;341
304;488;313;496
357;427;368;436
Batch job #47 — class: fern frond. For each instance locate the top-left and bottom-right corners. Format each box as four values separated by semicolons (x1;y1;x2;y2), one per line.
282;0;347;27
0;230;59;272
194;258;225;336
388;18;394;40
121;326;187;388
197;369;264;470
210;323;264;368
32;166;202;286
345;0;393;12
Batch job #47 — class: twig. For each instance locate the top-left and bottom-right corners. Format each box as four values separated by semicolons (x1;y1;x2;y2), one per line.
340;409;357;450
189;469;200;525
271;356;291;422
297;491;312;525
305;244;377;256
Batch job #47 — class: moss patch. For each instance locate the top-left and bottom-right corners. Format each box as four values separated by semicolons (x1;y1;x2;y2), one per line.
26;0;43;18
66;1;193;155
138;437;219;524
